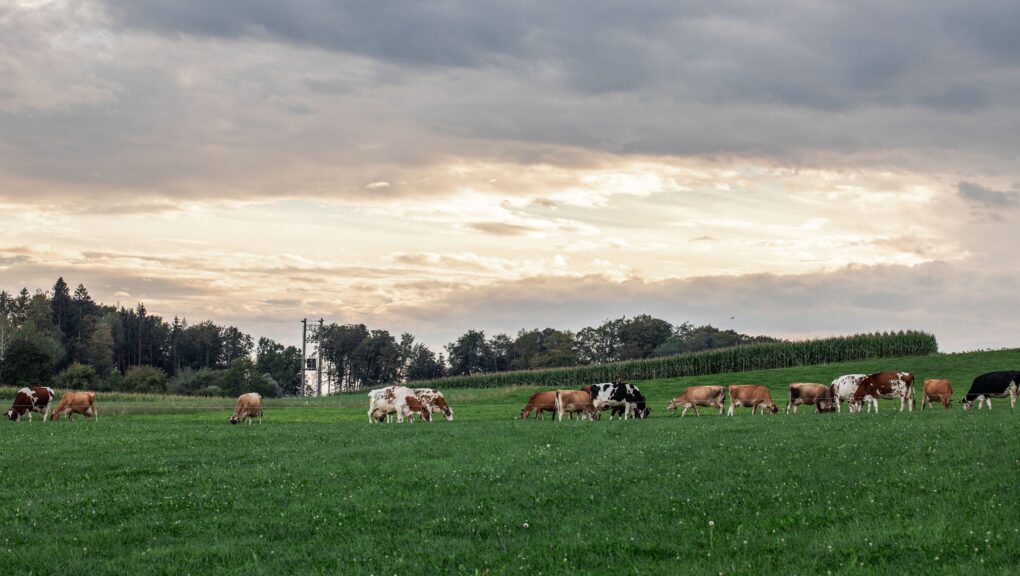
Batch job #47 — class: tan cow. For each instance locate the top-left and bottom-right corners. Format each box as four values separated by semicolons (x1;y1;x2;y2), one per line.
230;392;263;425
665;385;725;417
727;385;778;416
51;391;97;421
786;383;835;414
851;371;915;413
554;390;599;421
922;379;953;410
520;391;558;420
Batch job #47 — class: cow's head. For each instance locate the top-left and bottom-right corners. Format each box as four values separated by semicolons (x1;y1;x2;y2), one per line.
636;406;651;419
960;398;973;410
4;409;16;421
434;398;454;421
229;416;240;424
765;402;779;415
665;399;679;412
817;401;836;413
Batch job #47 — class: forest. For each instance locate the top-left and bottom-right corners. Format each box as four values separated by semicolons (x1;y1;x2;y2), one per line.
0;278;778;396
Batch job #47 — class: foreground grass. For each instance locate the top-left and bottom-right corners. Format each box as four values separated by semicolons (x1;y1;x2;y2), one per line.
1;349;1019;574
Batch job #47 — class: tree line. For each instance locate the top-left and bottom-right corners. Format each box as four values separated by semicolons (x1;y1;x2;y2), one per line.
0;278;301;397
316;314;779;391
0;278;779;396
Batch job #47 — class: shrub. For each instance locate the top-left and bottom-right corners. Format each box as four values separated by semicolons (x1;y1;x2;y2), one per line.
168;368;224;396
123;365;168;393
54;362;98;390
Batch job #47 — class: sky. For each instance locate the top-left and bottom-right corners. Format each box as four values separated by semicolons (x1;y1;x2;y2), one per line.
1;0;1019;352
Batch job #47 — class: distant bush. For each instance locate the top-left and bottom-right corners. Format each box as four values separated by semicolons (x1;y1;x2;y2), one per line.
168;368;224;396
197;385;224;397
54;362;99;390
123;365;168;394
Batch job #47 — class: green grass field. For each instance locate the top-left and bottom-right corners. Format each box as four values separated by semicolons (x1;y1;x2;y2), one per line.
2;349;1019;574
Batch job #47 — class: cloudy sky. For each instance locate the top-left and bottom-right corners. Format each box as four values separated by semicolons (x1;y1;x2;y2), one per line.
2;0;1019;352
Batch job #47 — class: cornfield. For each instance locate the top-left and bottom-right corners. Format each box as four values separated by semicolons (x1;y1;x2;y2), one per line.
414;330;938;390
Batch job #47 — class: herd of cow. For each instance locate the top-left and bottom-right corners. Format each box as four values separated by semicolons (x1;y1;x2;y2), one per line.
5;370;1019;424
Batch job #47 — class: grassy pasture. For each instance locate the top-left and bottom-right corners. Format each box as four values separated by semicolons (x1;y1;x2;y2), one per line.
1;349;1019;574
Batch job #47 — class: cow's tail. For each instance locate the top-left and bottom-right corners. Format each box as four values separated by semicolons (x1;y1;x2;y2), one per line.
555;390;563;421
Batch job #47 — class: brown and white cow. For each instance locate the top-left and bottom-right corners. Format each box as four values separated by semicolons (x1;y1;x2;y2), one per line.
665;385;725;417
520;391;558;420
727;385;778;416
851;371;915;413
786;383;835;415
413;388;454;421
554;389;599;421
921;379;953;410
368;386;431;423
229;392;263;424
830;374;867;413
4;386;55;421
51;391;97;421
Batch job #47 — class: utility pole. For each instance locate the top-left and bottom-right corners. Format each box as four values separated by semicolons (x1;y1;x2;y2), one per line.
301;318;307;396
316;318;324;396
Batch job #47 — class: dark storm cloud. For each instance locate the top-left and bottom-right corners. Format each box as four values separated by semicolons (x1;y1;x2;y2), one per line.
7;0;1020;208
97;0;1014;106
958;181;1020;209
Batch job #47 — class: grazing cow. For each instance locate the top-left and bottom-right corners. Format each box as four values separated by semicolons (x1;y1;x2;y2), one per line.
921;379;953;410
589;382;650;420
665;385;725;417
961;371;1020;410
554;390;599;421
413;388;454;421
851;372;915;413
229;392;263;425
368;386;431;423
727;385;778;416
830;374;867;414
51;391;97;421
4;386;55;421
786;383;835;415
520;391;558;420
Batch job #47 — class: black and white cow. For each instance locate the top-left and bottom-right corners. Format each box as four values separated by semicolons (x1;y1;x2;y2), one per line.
588;382;650;420
961;371;1020;410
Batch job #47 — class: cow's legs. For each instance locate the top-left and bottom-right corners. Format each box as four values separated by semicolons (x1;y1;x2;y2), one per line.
680;406;689;418
727;403;734;417
751;405;757;415
693;405;700;417
900;396;905;412
987;397;992;410
872;398;879;413
1011;389;1016;408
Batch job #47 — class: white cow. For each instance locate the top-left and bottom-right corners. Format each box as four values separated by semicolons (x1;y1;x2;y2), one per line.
830;374;866;413
368;386;432;423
